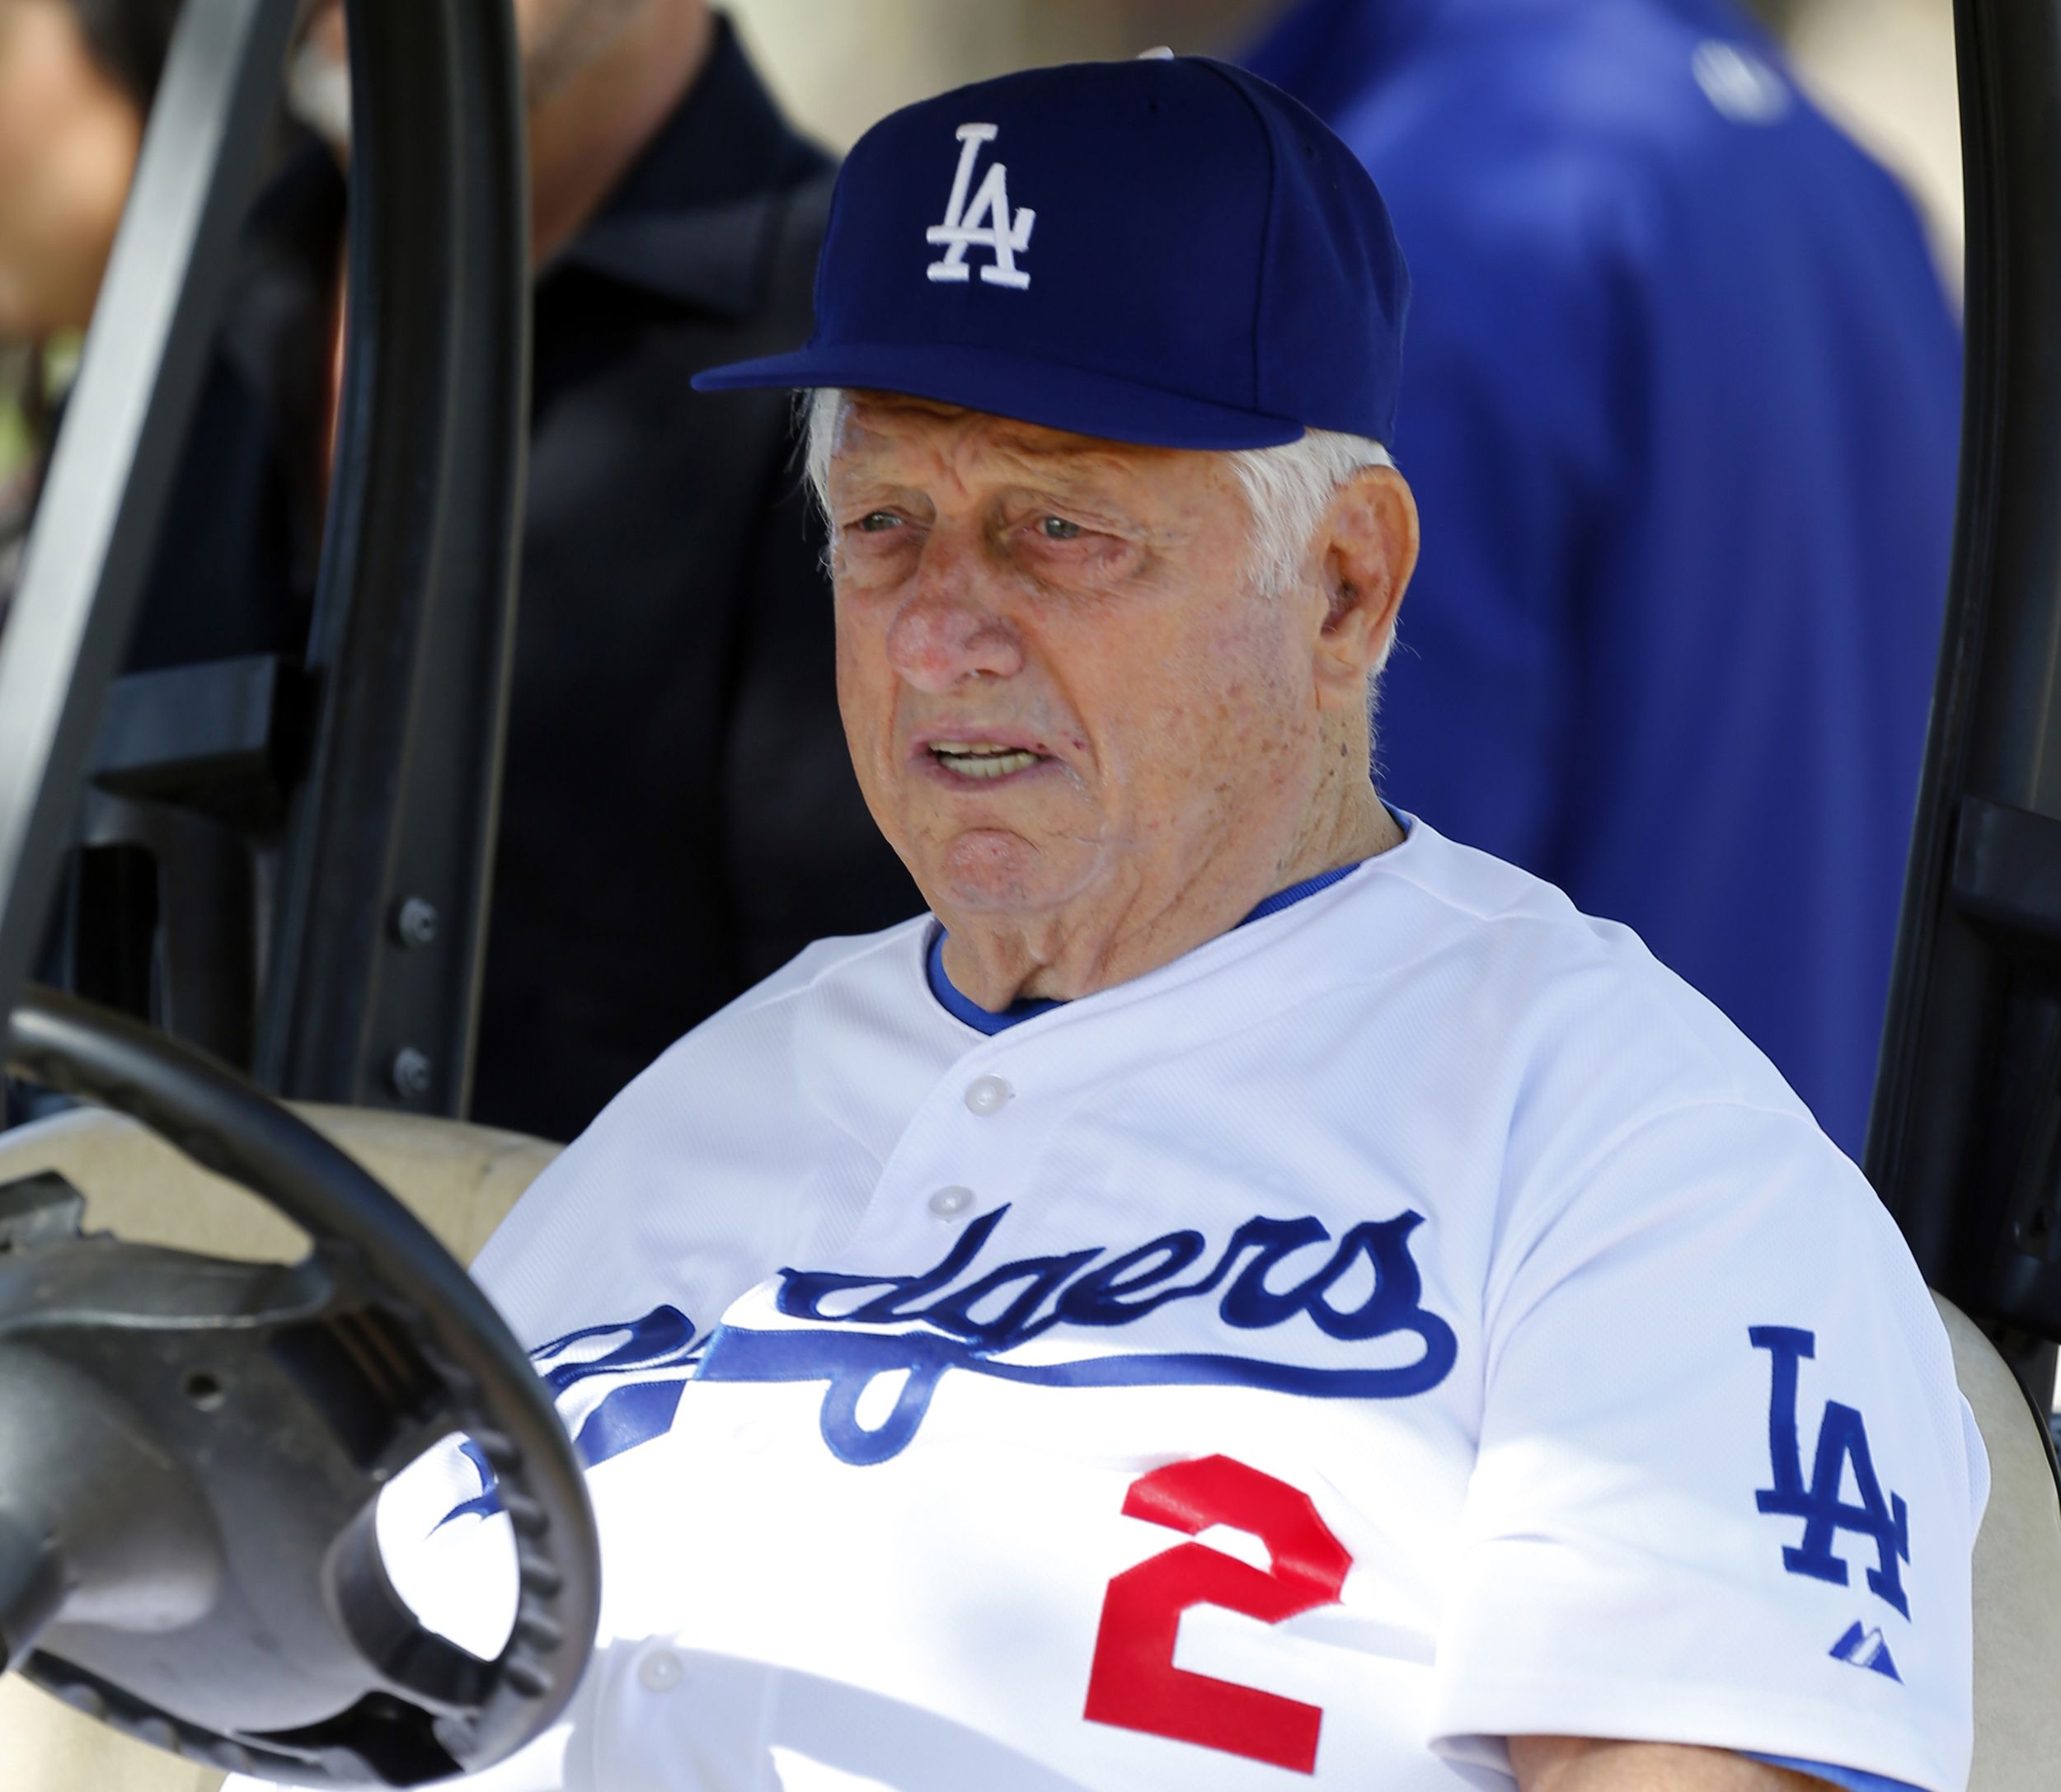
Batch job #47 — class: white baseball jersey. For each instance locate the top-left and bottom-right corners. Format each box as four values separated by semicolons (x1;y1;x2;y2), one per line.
240;816;1987;1792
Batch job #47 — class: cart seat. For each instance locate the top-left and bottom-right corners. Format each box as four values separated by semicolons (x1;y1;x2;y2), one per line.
1932;1293;2061;1792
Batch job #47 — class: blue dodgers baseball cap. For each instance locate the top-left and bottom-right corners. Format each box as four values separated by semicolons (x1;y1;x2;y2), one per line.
692;54;1409;450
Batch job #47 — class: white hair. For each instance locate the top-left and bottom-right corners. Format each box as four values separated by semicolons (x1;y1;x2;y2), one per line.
804;387;1392;588
1224;429;1397;613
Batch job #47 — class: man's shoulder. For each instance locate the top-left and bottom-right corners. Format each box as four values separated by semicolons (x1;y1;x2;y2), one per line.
1330;817;1813;1121
466;915;945;1324
1340;815;1683;990
719;917;932;1014
578;916;941;1126
1340;0;1925;281
1359;1;1820;159
1359;826;1930;1377
633;916;937;1063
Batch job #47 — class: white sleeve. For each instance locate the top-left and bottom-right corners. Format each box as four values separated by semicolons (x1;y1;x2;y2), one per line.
1429;1100;1987;1792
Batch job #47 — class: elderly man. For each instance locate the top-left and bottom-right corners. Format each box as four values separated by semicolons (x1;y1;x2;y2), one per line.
282;54;1985;1792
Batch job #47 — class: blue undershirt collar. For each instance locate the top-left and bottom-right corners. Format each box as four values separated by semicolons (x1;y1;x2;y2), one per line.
927;861;1363;1035
1744;1757;1923;1792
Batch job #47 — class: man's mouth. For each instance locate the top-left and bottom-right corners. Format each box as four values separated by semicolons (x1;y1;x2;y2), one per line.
928;741;1048;780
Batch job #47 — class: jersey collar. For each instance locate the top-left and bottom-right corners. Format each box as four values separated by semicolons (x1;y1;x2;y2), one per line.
927;860;1365;1036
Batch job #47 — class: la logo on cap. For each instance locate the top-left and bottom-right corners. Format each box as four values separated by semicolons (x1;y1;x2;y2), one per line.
926;124;1035;289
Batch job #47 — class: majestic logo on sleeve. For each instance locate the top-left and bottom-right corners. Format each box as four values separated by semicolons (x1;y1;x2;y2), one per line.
927;124;1035;289
1828;1621;1902;1682
697;1204;1457;1465
1750;1325;1912;1678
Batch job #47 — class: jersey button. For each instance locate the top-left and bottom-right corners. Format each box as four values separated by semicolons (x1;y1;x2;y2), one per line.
928;1185;974;1218
964;1074;1012;1115
637;1649;685;1693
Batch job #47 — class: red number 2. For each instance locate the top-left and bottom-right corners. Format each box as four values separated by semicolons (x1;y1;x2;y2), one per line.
1082;1455;1353;1774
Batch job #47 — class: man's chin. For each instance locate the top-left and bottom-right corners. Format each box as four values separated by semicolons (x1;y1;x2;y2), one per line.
917;827;1099;919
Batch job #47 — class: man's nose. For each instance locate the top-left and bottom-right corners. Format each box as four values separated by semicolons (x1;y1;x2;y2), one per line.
885;542;1026;692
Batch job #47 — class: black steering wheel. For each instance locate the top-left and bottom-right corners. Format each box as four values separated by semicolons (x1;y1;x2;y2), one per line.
0;985;599;1786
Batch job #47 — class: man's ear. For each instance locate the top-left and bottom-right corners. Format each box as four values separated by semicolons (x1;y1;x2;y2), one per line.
1312;465;1419;708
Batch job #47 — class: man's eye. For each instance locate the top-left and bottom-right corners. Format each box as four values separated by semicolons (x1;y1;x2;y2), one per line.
1039;516;1083;541
857;512;902;533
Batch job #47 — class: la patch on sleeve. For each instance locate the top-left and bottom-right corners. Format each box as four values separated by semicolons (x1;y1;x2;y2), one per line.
1749;1325;1912;1680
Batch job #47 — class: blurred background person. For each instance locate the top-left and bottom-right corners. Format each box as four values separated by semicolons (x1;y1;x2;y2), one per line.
0;0;177;626
99;0;923;1141
1237;0;1962;1159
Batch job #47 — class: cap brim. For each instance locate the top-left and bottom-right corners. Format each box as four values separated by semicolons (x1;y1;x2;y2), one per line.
691;340;1303;451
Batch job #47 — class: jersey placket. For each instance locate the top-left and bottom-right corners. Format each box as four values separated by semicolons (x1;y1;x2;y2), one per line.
838;1023;1067;1271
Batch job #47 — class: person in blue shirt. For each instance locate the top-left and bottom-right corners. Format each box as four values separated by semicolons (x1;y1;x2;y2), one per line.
1243;0;1961;1159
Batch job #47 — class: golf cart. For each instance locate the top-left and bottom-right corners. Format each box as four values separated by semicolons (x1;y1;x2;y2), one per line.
0;0;2056;1787
0;0;599;1784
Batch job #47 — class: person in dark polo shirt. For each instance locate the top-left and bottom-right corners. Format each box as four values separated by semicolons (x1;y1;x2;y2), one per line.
124;1;923;1141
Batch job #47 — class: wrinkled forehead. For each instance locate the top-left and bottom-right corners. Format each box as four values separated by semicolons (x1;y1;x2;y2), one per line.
828;392;1213;500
